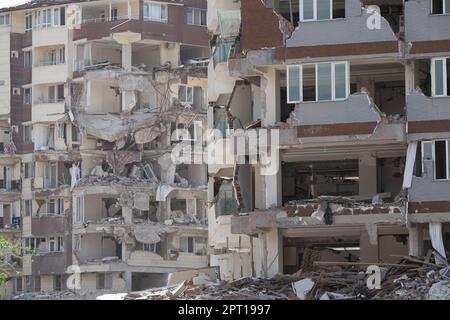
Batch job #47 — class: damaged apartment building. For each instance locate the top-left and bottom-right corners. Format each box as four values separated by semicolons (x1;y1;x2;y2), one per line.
207;0;450;281
0;0;209;298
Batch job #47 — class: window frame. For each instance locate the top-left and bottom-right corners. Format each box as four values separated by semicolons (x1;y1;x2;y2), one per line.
431;139;450;180
431;57;449;97
143;2;168;23
25;12;33;31
178;84;194;104
22;125;32;143
23;50;32;68
431;0;450;14
300;0;342;22
287;61;349;103
187;7;207;26
0;14;11;26
23;87;32;104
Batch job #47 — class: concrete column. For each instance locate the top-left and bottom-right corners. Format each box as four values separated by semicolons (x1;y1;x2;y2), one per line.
263;67;280;126
358;153;377;197
124;271;132;291
122;206;132;224
266;228;283;277
408;223;424;257
122;43;132;71
360;230;379;263
264;152;281;209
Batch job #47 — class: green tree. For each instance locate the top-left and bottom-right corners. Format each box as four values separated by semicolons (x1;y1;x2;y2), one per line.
0;235;23;287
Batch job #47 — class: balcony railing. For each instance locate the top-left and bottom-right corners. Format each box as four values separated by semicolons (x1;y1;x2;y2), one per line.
81;15;132;24
34;98;65;104
34;59;65;68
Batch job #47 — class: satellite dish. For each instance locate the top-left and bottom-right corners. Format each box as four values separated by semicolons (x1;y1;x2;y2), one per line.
67;4;81;30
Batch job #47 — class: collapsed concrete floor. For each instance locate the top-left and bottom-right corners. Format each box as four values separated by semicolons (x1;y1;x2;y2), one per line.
91;250;450;301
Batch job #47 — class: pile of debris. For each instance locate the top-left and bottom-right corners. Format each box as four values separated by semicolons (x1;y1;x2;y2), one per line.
113;251;450;300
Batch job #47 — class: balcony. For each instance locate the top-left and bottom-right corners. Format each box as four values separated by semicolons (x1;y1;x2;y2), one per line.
127;251;208;269
32;62;67;85
31;214;69;237
407;92;450;139
32;99;65;123
28;252;69;275
290;92;405;145
32;26;68;48
405;0;450;53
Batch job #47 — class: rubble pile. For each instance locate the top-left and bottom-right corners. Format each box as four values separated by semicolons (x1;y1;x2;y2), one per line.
117;252;450;300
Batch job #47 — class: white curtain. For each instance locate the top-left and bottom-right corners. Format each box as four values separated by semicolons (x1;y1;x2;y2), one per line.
429;222;447;264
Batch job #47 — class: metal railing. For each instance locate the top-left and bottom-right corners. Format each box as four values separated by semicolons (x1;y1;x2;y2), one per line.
34;59;65;67
34;98;65;104
81;15;132;24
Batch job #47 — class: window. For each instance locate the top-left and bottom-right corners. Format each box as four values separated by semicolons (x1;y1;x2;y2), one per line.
24;50;32;68
432;0;450;14
53;275;67;291
218;189;238;215
180;237;194;253
59;47;65;64
48;84;65;102
22;125;32;143
111;8;118;21
216;42;233;63
24;162;34;179
33;7;65;28
14;277;22;293
53;8;60;26
48;198;63;215
300;0;345;21
187;7;206;26
287;61;349;103
42;9;51;27
143;2;168;22
34;10;41;28
96;273;112;290
418;140;450;180
25;12;32;31
432;57;450;96
74;196;84;223
23;200;32;217
44;162;57;188
178;85;193;104
23;88;32;104
0;14;10;26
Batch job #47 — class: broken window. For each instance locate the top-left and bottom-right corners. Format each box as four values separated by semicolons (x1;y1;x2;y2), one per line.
143;2;168;23
97;273;113;290
216;42;233;63
25;276;40;292
432;57;450;96
44;162;57;188
53;275;67;291
300;0;345;21
287;62;348;103
431;0;450;14
179;236;194;253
